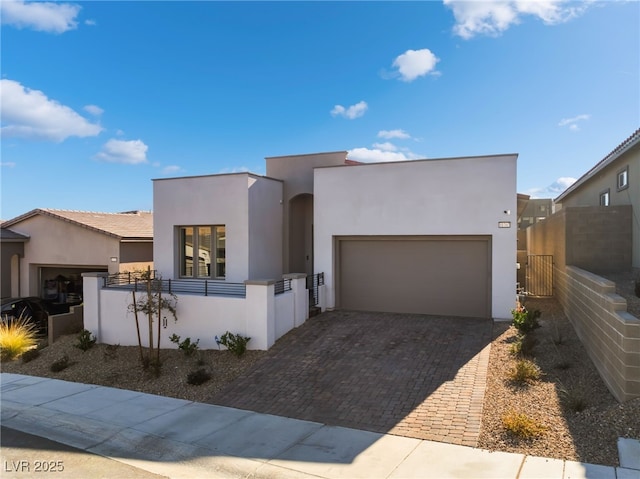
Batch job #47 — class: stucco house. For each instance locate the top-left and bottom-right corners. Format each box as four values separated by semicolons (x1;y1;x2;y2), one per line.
554;127;639;269
1;209;153;301
153;151;518;321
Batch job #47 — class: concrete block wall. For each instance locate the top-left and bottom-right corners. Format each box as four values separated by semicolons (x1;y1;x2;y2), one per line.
528;207;639;402
555;266;640;402
564;206;632;274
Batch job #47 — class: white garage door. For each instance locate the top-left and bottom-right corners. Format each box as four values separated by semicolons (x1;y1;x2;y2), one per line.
337;236;491;318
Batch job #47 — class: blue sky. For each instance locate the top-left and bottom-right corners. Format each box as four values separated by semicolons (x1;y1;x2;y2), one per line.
1;0;638;220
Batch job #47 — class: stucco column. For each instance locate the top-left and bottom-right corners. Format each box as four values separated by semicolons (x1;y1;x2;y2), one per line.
318;284;327;311
284;273;308;326
82;272;109;342
244;280;276;350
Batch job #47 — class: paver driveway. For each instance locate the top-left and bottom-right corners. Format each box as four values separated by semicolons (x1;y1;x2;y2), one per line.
209;310;492;447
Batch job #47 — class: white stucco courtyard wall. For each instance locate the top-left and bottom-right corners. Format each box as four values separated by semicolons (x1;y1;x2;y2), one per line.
313;154;518;320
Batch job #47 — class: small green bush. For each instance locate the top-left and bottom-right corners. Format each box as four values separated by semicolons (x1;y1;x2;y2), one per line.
50;354;70;372
511;307;541;335
187;368;211;385
75;329;96;351
509;359;541;384
169;334;200;356
510;334;538;357
502;411;547;438
217;332;251;357
0;315;38;361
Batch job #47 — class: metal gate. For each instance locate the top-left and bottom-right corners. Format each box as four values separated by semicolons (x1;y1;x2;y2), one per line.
526;255;554;297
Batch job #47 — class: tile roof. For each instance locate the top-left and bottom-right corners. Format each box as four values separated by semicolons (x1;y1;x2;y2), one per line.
1;209;153;240
555;128;640;202
0;228;29;241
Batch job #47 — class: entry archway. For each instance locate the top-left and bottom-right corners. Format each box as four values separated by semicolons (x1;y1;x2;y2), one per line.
289;193;313;275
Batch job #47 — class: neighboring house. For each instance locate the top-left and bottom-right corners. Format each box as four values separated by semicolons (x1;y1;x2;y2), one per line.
518;198;553;230
527;128;640;402
153;151;518;320
1;209;153;301
0;227;29;298
555;127;639;269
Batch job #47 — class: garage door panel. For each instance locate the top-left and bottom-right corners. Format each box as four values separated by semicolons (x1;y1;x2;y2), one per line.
339;238;490;318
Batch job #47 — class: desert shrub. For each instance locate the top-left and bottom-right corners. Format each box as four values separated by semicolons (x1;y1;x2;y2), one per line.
509;334;538;357
187;368;211;385
75;329;96;351
217;332;251;357
169;334;199;357
50;354;70;372
0;315;38;361
558;384;589;412
509;359;541;384
511;306;541;335
21;348;41;363
502;411;547;439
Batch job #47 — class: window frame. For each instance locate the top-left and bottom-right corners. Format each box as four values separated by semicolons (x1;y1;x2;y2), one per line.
599;189;610;207
617;166;629;191
178;225;225;280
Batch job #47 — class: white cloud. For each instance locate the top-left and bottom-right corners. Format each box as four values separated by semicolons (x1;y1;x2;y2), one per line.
392;49;440;82
378;129;411;140
85;19;96;26
161;165;182;175
1;162;17;168
330;101;368;119
558;113;590;131
0;79;103;142
95;139;148;165
0;0;81;34
372;142;398;152
526;176;577;198
348;146;422;163
444;0;592;39
84;104;104;116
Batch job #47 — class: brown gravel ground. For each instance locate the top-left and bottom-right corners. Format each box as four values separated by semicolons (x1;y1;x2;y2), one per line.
0;338;267;404
2;269;639;466
478;268;640;467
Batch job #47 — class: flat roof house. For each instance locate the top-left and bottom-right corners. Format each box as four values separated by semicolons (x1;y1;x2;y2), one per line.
153;151;518;321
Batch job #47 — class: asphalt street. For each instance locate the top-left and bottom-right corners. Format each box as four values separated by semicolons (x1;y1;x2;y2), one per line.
0;426;167;479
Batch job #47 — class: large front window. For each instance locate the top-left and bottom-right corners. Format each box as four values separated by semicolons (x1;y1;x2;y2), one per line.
179;225;225;279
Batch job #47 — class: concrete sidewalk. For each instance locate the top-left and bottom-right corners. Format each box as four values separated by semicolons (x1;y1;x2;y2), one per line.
1;373;636;479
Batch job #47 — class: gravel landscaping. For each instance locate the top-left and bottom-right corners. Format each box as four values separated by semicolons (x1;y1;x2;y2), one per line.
2;270;639;467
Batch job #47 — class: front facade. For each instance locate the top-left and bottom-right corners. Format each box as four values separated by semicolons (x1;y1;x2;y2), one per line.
1;209;153;301
154;152;518;320
314;154;517;320
555;128;640;268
